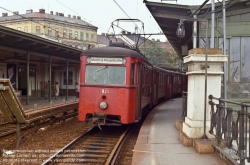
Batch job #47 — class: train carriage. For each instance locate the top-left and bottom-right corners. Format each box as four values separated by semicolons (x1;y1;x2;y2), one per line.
78;46;153;125
78;43;187;126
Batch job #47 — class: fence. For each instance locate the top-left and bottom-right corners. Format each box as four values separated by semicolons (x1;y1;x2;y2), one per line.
209;95;250;165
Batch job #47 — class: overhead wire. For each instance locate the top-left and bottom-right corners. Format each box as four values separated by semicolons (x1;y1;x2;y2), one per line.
54;0;108;34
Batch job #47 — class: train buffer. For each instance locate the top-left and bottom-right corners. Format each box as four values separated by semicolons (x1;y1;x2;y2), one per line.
0;79;78;124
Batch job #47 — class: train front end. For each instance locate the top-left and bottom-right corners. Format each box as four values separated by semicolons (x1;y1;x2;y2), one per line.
78;48;137;126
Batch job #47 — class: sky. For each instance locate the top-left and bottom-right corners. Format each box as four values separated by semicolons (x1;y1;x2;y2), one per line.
0;0;206;42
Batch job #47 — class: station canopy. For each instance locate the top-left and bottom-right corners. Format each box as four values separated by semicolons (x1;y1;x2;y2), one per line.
145;1;195;57
0;25;82;62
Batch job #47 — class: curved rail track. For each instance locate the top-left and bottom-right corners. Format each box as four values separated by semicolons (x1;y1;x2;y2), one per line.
40;113;145;165
42;125;133;165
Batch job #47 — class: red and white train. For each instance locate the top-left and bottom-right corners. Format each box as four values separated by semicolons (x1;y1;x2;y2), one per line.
78;43;187;126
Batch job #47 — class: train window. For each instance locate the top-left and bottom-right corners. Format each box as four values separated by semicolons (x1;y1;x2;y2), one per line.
131;63;135;85
85;65;126;85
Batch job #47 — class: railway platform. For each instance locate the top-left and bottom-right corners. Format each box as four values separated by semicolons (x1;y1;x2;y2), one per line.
20;96;78;111
132;98;227;165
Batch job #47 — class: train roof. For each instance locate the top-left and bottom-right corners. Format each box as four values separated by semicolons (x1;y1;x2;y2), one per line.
81;46;148;61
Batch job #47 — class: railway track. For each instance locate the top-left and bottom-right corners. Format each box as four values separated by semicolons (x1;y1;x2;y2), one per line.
0;123;30;138
0;119;144;165
0;111;78;151
42;125;133;165
0;116;144;165
112;120;143;165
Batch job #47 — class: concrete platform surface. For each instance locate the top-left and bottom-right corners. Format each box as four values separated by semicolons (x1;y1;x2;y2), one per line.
132;98;227;165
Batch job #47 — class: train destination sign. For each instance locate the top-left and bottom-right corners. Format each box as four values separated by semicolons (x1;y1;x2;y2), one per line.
87;57;126;64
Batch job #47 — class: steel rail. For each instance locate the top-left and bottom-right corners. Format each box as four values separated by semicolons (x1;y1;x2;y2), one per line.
109;124;133;165
41;126;96;165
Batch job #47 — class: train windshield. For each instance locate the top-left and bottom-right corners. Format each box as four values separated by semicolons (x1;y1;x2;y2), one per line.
85;65;126;85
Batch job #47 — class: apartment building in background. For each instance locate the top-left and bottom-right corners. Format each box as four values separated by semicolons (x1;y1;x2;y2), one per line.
0;9;98;50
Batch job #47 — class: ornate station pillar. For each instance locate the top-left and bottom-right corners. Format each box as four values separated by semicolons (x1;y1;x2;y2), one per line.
182;48;228;138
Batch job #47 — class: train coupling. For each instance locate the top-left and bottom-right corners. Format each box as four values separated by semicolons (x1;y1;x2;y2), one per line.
92;112;107;126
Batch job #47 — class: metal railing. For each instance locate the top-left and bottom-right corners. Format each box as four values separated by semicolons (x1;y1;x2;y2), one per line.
209;95;250;165
182;91;187;118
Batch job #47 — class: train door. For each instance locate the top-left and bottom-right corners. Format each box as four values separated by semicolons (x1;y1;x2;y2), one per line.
165;74;168;99
152;70;156;105
135;62;142;121
182;75;187;92
155;72;159;103
167;74;171;99
169;74;173;98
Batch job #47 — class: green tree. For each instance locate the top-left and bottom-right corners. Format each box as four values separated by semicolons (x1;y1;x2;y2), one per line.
139;40;181;68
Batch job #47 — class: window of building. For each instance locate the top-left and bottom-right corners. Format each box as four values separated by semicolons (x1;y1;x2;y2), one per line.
48;27;52;36
241;13;250;21
17;27;21;31
69;30;72;39
230;15;240;21
63;30;66;38
36;26;40;34
91;34;94;41
63;71;73;85
24;26;28;33
75;31;78;39
86;33;89;41
55;28;59;37
80;32;84;40
208;20;217;28
218;17;230;28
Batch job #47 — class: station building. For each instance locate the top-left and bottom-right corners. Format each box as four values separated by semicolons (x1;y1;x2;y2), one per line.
0;9;99;101
0;25;82;100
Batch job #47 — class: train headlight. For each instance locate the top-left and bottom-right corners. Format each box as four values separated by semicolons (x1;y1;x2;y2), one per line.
100;101;108;110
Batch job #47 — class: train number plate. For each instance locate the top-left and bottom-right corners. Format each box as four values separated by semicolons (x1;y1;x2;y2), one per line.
102;89;109;93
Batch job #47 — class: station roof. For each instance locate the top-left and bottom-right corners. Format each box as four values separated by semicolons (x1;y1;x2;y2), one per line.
144;0;248;58
0;25;82;62
144;1;194;57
